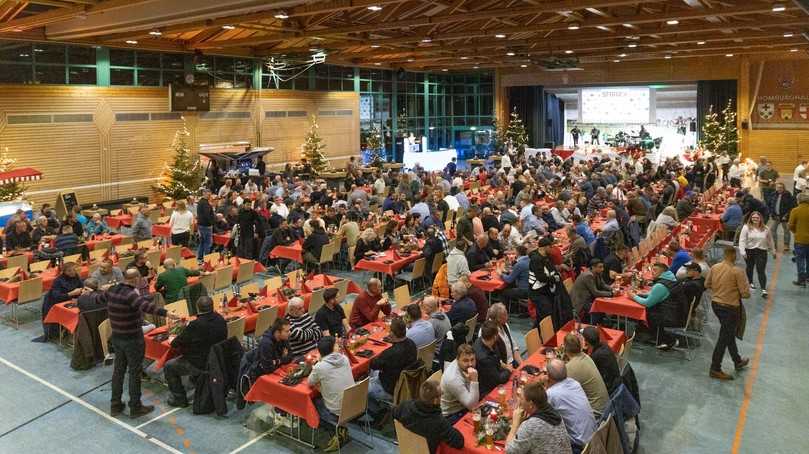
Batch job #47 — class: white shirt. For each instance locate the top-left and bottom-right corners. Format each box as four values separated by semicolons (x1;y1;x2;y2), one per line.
271;203;289;219
169;210;194;234
738;224;774;252
728;164;743;179
373;178;386;196
501;154;512;169
443;195;460;212
794;164;806;182
452;176;464;188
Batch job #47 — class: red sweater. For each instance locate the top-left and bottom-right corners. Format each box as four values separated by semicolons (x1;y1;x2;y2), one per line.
349;290;392;328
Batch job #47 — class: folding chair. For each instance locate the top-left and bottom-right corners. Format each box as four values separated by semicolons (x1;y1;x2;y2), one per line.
618;332;635;373
203;252;219;265
6;254;28;271
98;319;113;363
118;236;133;247
29;260;50;274
430;252;445;276
62;254;82;265
539;315;554;344
524;328;541;356
427;369;442;383
165;245;182;263
164;300;189;318
214;266;233;292
661;297;701;360
10;276;43;328
286;269;300;289
198;273;216;294
253;306;278;339
0;266;20;281
93;239;112;253
227;317;246;343
396;257;426;294
333;278;350;300
137;239;154;250
334;378;372;453
393;284;411;308
393;420;430;454
265;276;283;293
416;339;437;368
146;250;161;269
342;301;354;320
89;249;107;263
239;282;260;296
316;243;334;274
180;257;198;271
308;288;326;315
464;316;477;344
236;260;255;284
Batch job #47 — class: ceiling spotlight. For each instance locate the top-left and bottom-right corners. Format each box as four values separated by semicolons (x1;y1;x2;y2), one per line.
407;58;414;62
149;30;162;36
311;36;324;40
628;43;638;48
473;65;480;69
565;50;574;54
367;5;382;11
567;22;581;30
371;45;380;48
374;62;381;66
274;12;289;19
697;41;706;45
772;4;786;12
222;25;236;30
666;20;679;25
790;48;799;52
596;26;611;31
506;51;515;56
664;54;672;59
421;38;432;43
441;68;448;72
520;64;528;68
613;59;621;62
460;56;469;60
618;53;627;57
19;53;29;57
784;32;794;38
725;53;734;57
125;40;138;44
622;23;634;28
495;34;506;38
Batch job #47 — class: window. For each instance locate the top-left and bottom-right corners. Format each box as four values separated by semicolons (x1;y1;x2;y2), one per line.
111;51;188;87
69;67;96;84
68;46;96;65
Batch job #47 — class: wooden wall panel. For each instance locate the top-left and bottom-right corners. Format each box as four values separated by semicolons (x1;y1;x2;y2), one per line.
195;119;255;145
745;129;809;174
110;120;184;201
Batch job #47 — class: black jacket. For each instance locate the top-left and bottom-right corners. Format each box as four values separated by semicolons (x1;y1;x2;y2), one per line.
472;338;511;397
254;327;292;376
303;229;330;260
77;290;107;312
197;198;215;227
193;337;244;416
370;337;418;395
465;244;490;272
171;311;228;369
393;400;464;454
766;190;797;220
590;343;621;394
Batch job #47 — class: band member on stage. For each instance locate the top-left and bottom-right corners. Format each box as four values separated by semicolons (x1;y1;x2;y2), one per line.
571;126;581;148
590;127;600;145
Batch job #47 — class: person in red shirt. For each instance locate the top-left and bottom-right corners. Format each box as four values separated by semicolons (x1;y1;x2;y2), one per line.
349;278;392;328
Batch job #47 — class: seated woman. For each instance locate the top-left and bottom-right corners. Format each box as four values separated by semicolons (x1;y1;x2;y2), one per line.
400;213;423;238
37;262;85;342
84;214;110;237
380;220;400;250
654;206;679;231
354;228;383;263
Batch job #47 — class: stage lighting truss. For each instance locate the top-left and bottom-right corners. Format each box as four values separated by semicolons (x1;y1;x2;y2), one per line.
264;52;327;88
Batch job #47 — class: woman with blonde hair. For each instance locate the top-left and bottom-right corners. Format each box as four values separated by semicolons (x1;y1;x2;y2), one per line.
354;228;382;263
654;206;679;230
169;200;194;247
739;211;775;297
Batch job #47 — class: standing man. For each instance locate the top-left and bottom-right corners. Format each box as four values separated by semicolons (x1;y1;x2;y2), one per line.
789;193;809;287
570;125;581;148
197;189;215;261
704;247;751;380
590;127;600;145
793;160;807;196
757;158;780;202
766;182;796;252
107;269;169;417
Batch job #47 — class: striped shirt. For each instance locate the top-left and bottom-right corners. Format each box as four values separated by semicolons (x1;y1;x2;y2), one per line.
107;282;166;338
285;313;322;356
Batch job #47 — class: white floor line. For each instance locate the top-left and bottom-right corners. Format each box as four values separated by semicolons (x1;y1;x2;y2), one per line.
135;407;182;429
227;429;274;454
0;356;183;454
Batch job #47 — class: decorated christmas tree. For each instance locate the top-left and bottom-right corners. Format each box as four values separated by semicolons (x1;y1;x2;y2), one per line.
302;115;329;175
366;123;384;168
154;121;204;199
491;118;506;152
504;108;529;152
397;108;409;137
719;100;739;159
700;100;739;159
0;148;27;202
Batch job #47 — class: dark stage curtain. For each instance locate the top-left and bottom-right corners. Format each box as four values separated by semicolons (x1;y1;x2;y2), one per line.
507;86;543;148
697;80;737;141
545;93;564;148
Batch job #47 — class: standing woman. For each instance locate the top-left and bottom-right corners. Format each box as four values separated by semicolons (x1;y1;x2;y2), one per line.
738;211;776;297
169;200;194;247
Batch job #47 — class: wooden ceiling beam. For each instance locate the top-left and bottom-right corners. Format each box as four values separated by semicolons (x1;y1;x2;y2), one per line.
0;0;153;32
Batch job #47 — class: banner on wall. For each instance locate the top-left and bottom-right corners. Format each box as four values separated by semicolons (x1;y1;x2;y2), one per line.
751;59;809;129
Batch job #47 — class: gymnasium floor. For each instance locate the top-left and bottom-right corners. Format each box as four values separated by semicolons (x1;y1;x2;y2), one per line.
0;250;807;454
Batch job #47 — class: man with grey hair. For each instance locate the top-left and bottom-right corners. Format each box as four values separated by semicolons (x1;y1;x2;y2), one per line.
285;296;322;356
482;303;520;366
164;296;227;407
77;277;107;312
543;359;596;450
349;277;391;328
446;240;470;286
90;258;124;290
446;281;477;326
421;296;451;354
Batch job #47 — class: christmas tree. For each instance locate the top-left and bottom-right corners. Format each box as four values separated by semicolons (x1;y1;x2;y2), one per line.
719;100;739;159
397;108;409;137
302;115;329;175
504;108;529;152
700;100;739;159
154;120;204;199
366;123;384;168
0;148;27;202
491;118;505;152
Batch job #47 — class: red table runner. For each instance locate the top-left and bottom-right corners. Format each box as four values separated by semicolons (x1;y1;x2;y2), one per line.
354;249;420;276
590;294;647;323
270;242;304;264
543;320;626;353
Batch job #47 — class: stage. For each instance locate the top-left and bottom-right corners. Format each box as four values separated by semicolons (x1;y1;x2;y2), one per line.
403;148;457;171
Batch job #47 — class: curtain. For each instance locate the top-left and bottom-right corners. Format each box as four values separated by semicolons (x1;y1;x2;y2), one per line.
507;86;543;147
545;93;564;148
697;80;737;141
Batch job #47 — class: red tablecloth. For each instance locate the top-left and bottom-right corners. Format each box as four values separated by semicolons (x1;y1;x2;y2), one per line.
244;320;392;428
214;232;231;246
151;223;171;238
106;214;132;229
590;294;647;322
543;320;626;353
43;301;79;333
270;242;304;264
437;352;549;454
0;268;59;303
469;269;506;293
85;234;126;251
0;251;34;267
354;249;420;276
552;148;575;160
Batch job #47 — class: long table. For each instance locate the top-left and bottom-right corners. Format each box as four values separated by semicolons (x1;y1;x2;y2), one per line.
354;248;421;276
150;223;231;247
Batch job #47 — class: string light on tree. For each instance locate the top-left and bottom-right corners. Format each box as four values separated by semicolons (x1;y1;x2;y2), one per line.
0;147;27;202
302;115;329;175
365;123;384;168
503;108;529;152
153;119;204;199
699;100;739;159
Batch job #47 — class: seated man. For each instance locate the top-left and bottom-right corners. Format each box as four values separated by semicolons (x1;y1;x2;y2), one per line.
130;207;153;242
446;281;478;326
76;278;107;312
461;275;489;324
394;380;464;454
155;258;202;304
667;241;692;275
349;278;391;328
253;318;293;376
465;234;491;272
303;223;331;270
543;359;595;452
501;245;531;308
84;213;110;237
369;318;417;413
90;258;124;290
285;297;322;357
54;224;81;254
483;303;521;367
580;327;621;395
421;296;451;354
405;303;436;348
315;287;350;338
569;259;613;324
440;343;479;424
308;336;355;451
628;262;679;349
5;220;33;251
473;321;512;397
505;381;572;454
164;296;227;407
562;334;609;415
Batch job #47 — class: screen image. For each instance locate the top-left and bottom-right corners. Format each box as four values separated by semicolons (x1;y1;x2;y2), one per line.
580;87;650;123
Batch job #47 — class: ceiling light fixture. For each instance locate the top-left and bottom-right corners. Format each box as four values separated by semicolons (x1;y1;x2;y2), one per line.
421;38;432;43
441;68;448;72
367;5;382;11
596;26;611;31
506;51;515;56
697;41;706;45
618;53;627;57
473;65;480;69
19;53;29;57
784;32;794;38
495;34;506;38
407;58;414;62
790;48;799;52
460;56;469;60
125;40;138;44
666;20;679;25
622;23;633;28
520;64;528;68
149;30;162;36
374;62;381;66
772;4;786;12
565;50;574;54
568;22;581;30
613;59;621;62
664;54;672;59
371;45;380;48
725;53;734;57
628;43;637;48
222;25;236;30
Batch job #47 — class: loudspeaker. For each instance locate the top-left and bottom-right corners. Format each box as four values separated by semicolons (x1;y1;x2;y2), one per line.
741;120;749;129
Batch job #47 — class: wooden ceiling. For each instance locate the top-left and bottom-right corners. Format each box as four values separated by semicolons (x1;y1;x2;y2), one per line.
1;0;808;71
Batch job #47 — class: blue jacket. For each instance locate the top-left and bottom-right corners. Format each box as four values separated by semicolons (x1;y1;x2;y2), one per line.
632;271;676;308
501;255;530;289
721;203;743;229
446;297;477;326
669;250;692;275
576;222;596;245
